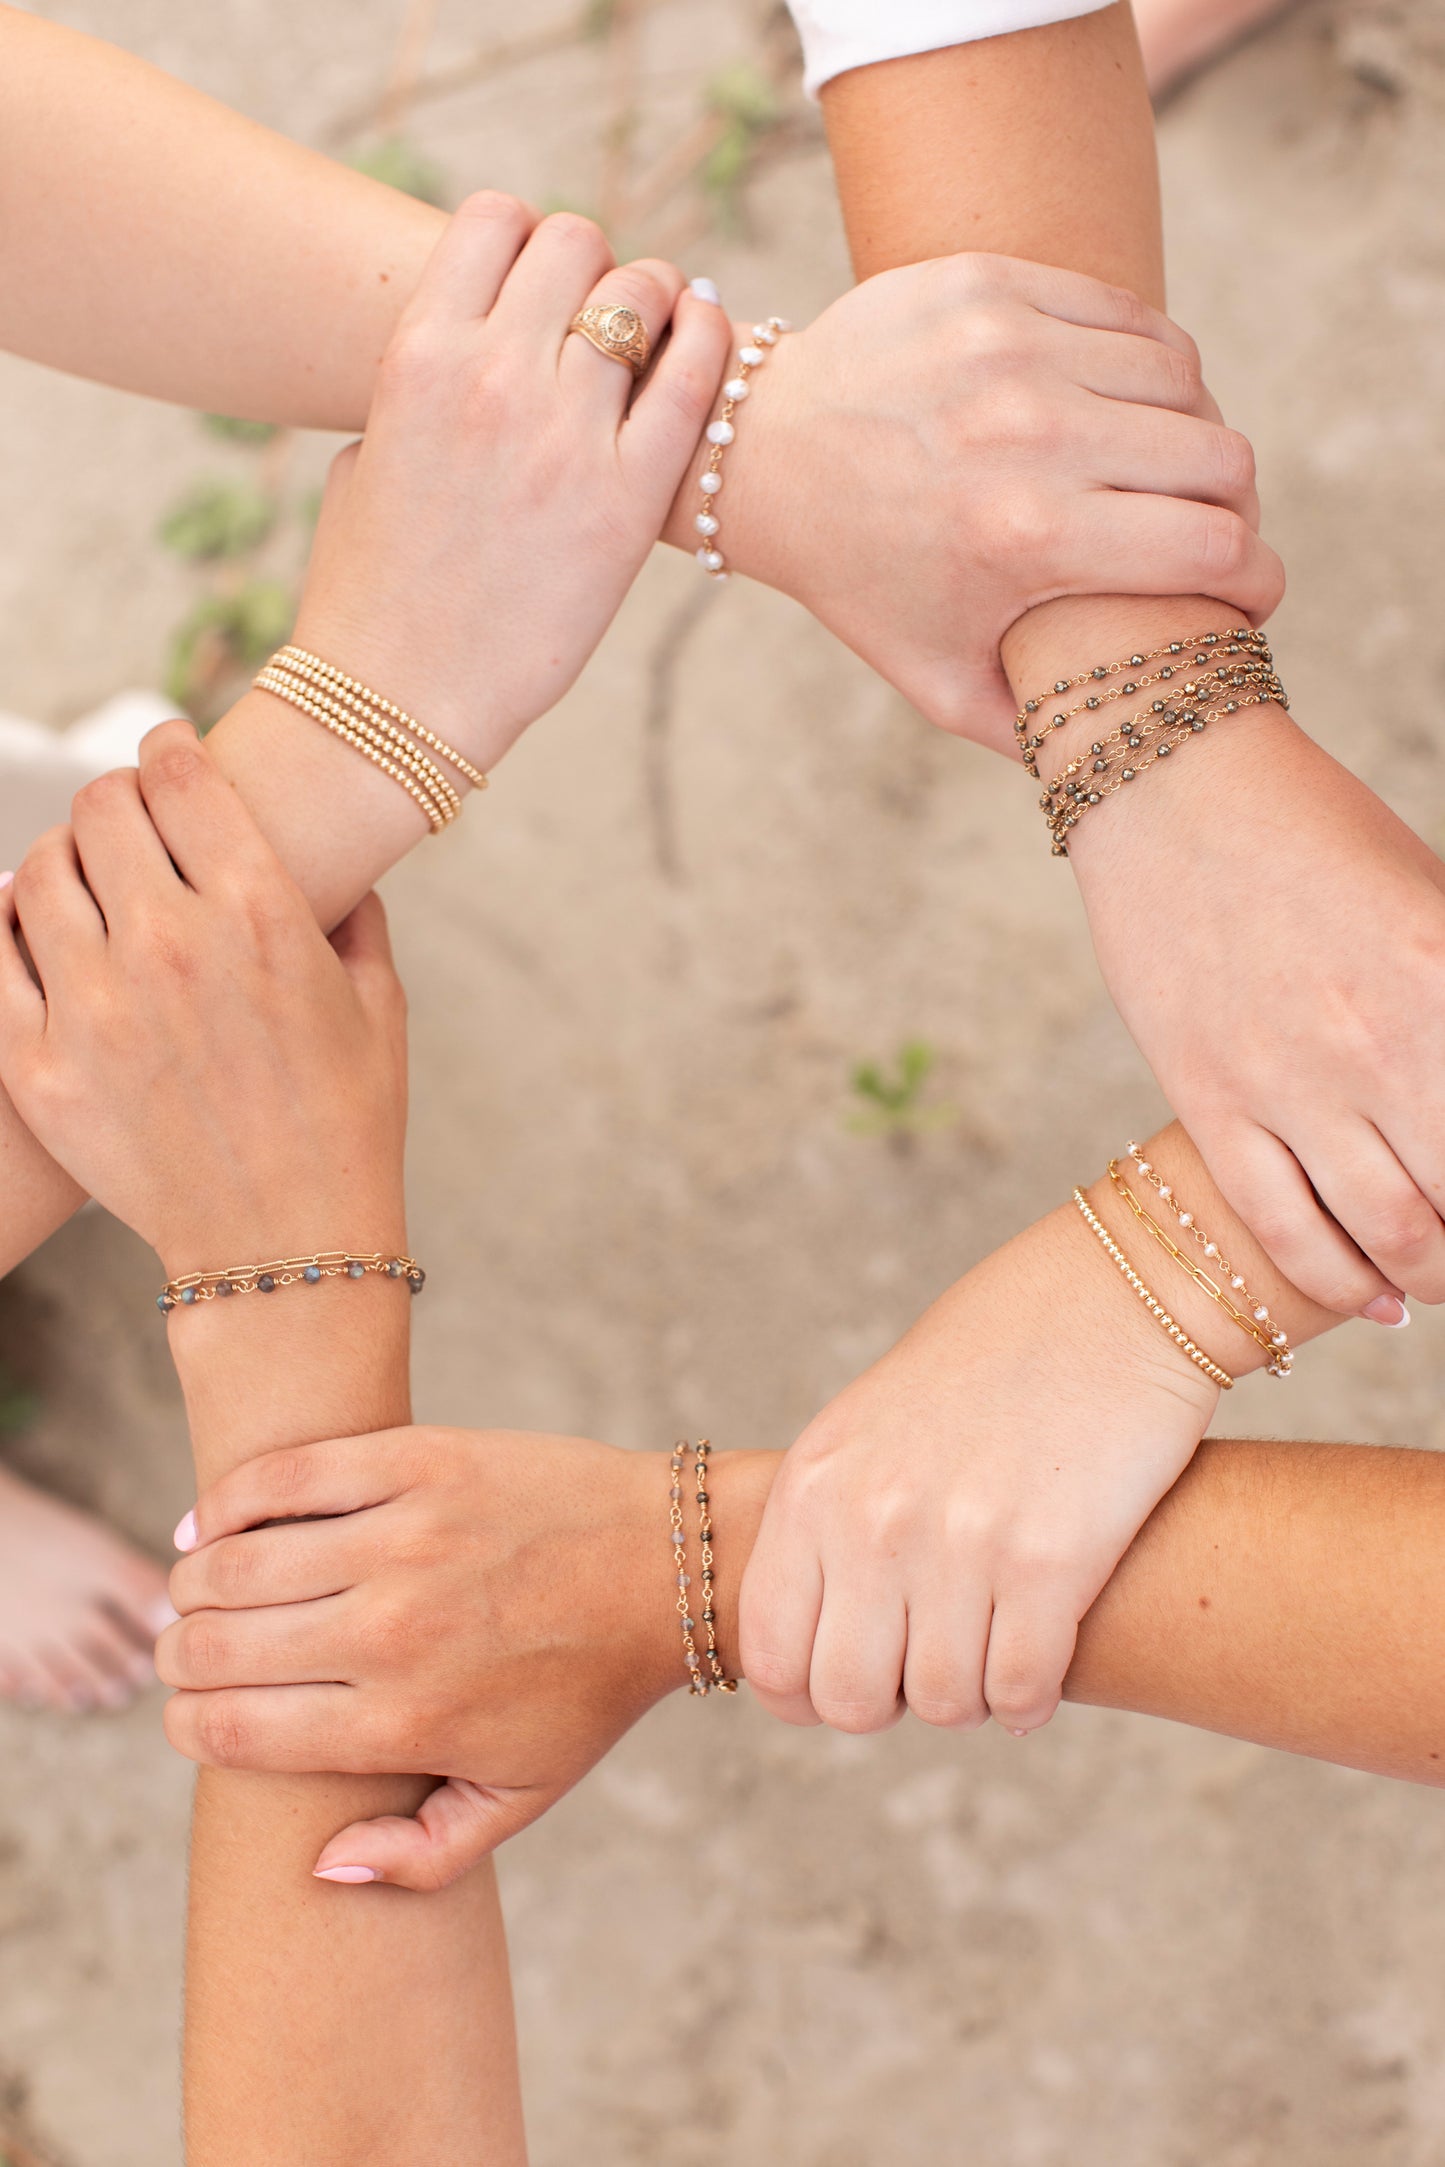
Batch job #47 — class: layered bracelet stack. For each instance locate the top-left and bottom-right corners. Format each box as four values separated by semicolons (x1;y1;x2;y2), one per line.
158;1250;425;1315
255;645;486;834
669;1439;738;1696
1071;1143;1296;1389
693;318;791;580
1013;628;1289;857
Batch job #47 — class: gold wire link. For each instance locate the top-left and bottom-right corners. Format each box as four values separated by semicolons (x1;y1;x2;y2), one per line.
1117;1147;1294;1376
158;1250;425;1314
1071;1189;1234;1390
670;1439;738;1697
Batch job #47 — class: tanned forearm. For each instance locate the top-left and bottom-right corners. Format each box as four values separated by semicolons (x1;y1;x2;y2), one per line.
175;1276;526;2166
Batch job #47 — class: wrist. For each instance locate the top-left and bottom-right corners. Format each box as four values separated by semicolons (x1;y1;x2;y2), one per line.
659;321;798;588
284;599;518;781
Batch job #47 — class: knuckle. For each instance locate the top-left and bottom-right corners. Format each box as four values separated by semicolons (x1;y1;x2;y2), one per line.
194;1696;251;1770
1158;343;1203;412
1365;1200;1439;1273
455;187;530;227
542;210;611;262
1194;504;1250;580
71;768;137;824
1215;426;1257;499
146;743;206;797
258;1446;315;1515
907;1684;988;1731
737;1645;807;1700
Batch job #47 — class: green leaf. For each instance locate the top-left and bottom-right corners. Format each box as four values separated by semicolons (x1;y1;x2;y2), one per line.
706;61;781;131
349;137;450;208
159;480;277;562
846;1040;951;1136
164;580;295;720
0;1360;37;1435
201;414;279;447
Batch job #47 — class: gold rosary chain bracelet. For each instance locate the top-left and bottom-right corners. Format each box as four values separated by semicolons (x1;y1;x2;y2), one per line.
1014;627;1267;764
1122;1144;1293;1376
1106;1165;1291;1373
693;318;792;579
693;1440;738;1693
159;1250;425;1314
1071;1189;1234;1390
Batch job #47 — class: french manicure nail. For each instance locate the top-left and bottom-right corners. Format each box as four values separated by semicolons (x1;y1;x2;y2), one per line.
1363;1295;1411;1328
314;1865;378;1884
689;276;722;305
174;1510;198;1552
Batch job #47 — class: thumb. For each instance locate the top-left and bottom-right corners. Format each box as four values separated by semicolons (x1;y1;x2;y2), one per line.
311;1778;548;1893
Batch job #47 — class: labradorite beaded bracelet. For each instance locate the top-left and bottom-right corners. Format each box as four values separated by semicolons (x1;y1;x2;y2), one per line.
157;1250;425;1315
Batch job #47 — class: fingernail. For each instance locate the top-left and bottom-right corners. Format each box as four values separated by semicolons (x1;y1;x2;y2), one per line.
173;1510;198;1552
0;871;13;889
314;1865;378;1884
1011;1728;1029;1738
689;276;722;305
1363;1295;1411;1328
147;1595;180;1636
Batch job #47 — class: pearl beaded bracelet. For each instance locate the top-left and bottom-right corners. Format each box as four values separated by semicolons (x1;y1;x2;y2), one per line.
693;317;792;579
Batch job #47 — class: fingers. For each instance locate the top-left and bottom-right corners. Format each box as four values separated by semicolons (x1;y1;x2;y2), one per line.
622;282;733;500
400;189;539;325
136;720;291;899
1059;493;1286;624
182;1429;420;1549
1042;319;1213;418
1202;1121;1398;1317
900;1582;993;1731
808;1578;908;1735
486;210;615;354
163;1680;387;1774
737;1526;825;1727
965;254;1202;361
557;256;686;416
0;874;44;1042
982;1598;1080;1736
1294;1122;1445;1308
171;1512;372;1616
1076;402;1260;526
9;824;106;1000
69;766;181;928
312;1778;547;1892
157;1592;354;1692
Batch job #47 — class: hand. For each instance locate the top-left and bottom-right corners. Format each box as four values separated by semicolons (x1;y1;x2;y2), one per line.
159;1427;689;1890
674;253;1284;752
740;1192;1223;1738
1075;717;1445;1317
0;723;406;1271
290;191;730;775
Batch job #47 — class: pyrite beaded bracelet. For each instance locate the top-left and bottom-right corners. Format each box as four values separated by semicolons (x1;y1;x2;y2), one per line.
1014;628;1272;775
693;318;792;579
158;1250;425;1315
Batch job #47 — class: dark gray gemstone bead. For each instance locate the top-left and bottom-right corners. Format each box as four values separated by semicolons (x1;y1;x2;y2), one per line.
304;1265;322;1284
347;1261;365;1279
180;1286;198;1305
258;1274;276;1293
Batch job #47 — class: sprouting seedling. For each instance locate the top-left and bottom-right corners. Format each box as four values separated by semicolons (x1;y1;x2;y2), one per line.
847;1040;956;1141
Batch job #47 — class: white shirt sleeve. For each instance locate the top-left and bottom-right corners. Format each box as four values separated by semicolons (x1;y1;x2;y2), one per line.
788;0;1116;98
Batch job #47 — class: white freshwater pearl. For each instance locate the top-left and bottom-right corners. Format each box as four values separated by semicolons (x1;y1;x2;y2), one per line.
752;323;777;344
1230;1275;1246;1290
706;419;735;446
699;470;722;494
738;346;766;367
1159;1185;1173;1201
695;512;720;536
696;547;724;573
1272;1331;1288;1346
1203;1242;1218;1258
724;377;750;400
1253;1305;1269;1322
1178;1212;1193;1227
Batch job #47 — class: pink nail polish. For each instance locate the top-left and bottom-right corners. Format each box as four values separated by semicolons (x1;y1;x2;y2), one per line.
314;1865;378;1884
1011;1728;1028;1738
1362;1295;1411;1328
0;871;13;890
174;1510;198;1552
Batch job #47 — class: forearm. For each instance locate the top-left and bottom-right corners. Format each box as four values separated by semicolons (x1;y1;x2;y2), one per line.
0;5;443;428
174;1273;525;2163
819;6;1234;729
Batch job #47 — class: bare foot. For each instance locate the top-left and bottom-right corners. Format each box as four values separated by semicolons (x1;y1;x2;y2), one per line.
0;1463;172;1712
1134;0;1299;98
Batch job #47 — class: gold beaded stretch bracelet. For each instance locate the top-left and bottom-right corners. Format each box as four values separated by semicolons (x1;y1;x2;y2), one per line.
670;1439;738;1696
1071;1189;1234;1390
158;1250;425;1315
255;645;487;834
1120;1144;1294;1376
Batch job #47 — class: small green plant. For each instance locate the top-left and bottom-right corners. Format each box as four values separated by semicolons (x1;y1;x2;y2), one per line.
701;62;782;224
0;1359;38;1437
848;1040;955;1141
349;136;450;207
160;478;278;562
201;413;279;447
164;580;295;724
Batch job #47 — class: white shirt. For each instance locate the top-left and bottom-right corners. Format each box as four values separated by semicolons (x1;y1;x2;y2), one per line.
788;0;1115;97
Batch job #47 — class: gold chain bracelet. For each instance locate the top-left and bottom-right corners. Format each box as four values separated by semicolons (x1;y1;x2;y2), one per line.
670;1440;738;1696
1072;1190;1234;1389
1121;1145;1294;1376
1014;628;1270;771
159;1250;425;1315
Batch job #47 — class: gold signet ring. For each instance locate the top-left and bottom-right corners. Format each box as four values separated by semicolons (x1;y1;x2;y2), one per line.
567;302;651;379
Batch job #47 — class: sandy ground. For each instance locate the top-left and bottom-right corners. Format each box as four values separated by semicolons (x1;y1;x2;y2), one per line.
2;0;1445;2160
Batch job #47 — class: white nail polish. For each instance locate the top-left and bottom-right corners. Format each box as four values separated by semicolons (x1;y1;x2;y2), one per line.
689;277;722;305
